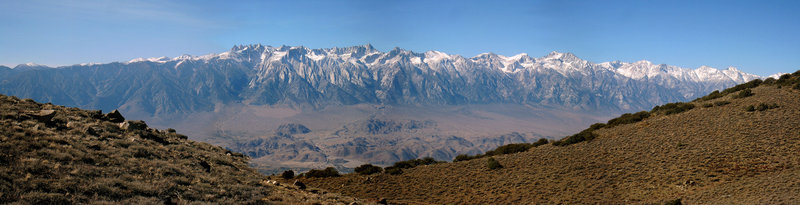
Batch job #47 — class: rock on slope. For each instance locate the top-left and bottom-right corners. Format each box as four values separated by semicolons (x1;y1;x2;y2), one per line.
302;73;800;204
0;95;363;204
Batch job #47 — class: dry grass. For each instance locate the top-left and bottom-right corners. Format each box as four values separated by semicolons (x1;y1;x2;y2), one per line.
302;81;800;204
0;95;363;204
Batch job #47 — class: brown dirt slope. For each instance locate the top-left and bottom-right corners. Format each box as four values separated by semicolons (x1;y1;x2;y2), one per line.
0;95;364;204
303;75;800;204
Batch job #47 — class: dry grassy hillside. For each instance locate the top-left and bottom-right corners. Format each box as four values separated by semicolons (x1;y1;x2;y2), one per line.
302;73;800;204
0;95;364;204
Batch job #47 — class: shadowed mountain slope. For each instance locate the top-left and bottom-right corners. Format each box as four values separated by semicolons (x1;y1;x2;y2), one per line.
302;72;800;204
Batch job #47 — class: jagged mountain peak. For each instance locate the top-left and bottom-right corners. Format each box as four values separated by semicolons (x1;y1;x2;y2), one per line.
541;51;579;61
1;44;771;115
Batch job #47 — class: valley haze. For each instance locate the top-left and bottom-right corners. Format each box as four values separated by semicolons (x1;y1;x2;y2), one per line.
0;44;766;173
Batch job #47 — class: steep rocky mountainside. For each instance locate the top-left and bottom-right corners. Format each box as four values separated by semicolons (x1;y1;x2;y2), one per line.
0;44;758;115
302;73;800;204
0;95;363;204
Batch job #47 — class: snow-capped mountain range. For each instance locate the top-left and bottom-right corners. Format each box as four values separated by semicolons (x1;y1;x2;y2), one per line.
0;44;761;115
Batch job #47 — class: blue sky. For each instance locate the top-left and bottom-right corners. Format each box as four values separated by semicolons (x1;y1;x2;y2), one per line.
0;0;798;76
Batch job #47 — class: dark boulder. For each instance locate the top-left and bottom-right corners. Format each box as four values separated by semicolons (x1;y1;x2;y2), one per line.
122;120;148;131
105;110;125;123
30;109;56;122
293;180;306;190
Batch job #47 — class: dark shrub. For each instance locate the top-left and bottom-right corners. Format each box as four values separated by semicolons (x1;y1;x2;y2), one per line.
756;103;769;111
763;77;777;85
354;164;383;175
384;167;403;175
487;157;502;170
745;105;755;112
391;161;414;169
553;128;598;146
755;103;779;111
387;157;444;172
775;74;798;86
281;170;294;179
733;88;753;99
305;167;340;178
722;79;762;94
484;143;534;156
713;101;731;106
651;102;695;115
702;103;713;108
697;90;724;101
664;198;682;205
607;111;650;126
453;154;479;162
532;138;549;146
588;123;607;130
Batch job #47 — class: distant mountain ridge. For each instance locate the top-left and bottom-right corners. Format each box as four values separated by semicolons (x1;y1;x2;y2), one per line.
0;44;761;116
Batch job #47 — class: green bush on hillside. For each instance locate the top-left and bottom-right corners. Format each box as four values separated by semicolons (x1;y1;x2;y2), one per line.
305;167;340;178
651;102;695;115
354;164;383;175
722;79;762;94
453;154;479;162
713;101;731;106
484;143;534;156
756;103;779;111
733;88;754;99
487;157;502;170
384;167;403;175
553;128;598;146
531;138;549;146
607;111;650;126
385;157;443;173
697;90;724;101
453;138;550;162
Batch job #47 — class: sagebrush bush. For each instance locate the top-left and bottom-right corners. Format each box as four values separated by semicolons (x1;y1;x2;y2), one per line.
484;143;534;156
756;103;779;111
607;111;650;126
722;79;762;94
651;102;695;115
553;128;598;146
384;167;403;175
454;138;550;162
487;157;502;170
453;154;478;162
713;101;731;106
532;138;549;146
354;164;383;175
733;88;754;99
386;157;442;173
697;90;724;101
